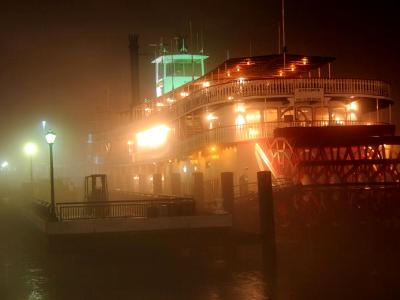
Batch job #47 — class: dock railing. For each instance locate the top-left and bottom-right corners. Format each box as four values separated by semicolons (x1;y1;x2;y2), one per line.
56;198;195;221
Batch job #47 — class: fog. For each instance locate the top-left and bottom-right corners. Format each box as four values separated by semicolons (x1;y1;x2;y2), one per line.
0;0;399;194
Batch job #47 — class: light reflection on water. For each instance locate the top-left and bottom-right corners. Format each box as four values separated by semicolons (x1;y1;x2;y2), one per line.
1;202;400;300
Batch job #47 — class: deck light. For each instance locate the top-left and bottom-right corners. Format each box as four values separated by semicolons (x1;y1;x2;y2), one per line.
246;112;261;122
235;103;246;113
180;91;189;97
348;112;357;121
347;101;358;111
136;125;170;150
235;114;246;126
302;57;308;65
206;113;218;121
202;81;210;88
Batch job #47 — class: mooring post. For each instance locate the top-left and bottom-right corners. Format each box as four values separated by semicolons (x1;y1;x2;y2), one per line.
171;173;181;196
221;172;234;213
193;172;204;212
257;171;276;259
153;173;162;194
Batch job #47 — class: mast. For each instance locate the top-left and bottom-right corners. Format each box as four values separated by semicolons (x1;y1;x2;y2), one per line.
281;0;286;74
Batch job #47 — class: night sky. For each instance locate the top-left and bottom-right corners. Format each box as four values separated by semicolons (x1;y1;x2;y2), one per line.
0;0;399;168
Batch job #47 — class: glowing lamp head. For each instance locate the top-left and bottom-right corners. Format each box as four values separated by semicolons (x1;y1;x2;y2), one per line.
24;143;37;156
1;161;9;168
45;130;56;144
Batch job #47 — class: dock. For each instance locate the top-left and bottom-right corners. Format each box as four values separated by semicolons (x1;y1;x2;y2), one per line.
22;197;232;236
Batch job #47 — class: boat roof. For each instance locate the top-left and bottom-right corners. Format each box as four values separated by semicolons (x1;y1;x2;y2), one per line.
205;53;335;80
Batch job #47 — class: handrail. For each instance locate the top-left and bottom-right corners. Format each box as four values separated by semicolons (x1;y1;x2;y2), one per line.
135;78;391;121
56;198;195;221
172;121;390;156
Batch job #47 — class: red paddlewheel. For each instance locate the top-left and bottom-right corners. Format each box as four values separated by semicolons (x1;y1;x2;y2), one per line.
267;137;297;178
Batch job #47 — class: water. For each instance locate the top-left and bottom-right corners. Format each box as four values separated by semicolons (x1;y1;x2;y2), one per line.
1;201;400;300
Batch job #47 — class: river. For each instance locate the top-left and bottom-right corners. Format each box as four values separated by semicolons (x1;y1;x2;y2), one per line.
1;200;399;300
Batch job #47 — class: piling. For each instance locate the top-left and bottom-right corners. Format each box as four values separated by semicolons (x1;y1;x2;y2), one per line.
257;171;277;270
193;172;204;212
221;172;234;213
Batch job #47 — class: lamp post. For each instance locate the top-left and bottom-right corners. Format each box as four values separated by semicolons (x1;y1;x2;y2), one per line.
24;143;37;183
45;130;56;219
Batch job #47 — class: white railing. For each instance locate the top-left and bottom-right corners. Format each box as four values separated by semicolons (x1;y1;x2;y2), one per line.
172;121;390;156
135;78;391;121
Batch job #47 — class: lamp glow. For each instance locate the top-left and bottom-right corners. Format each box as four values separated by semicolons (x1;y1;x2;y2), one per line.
1;161;8;168
136;125;170;149
24;143;37;156
202;81;210;88
235;114;246;126
235;103;246;113
206;113;218;121
347;101;358;111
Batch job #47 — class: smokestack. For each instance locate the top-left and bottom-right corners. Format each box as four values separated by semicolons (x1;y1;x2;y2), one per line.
129;33;140;109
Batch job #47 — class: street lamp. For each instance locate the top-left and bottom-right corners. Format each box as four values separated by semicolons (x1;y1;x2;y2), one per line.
45;130;56;219
24;143;37;183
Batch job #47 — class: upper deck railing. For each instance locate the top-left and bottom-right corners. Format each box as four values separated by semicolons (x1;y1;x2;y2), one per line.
174;120;390;156
135;78;391;121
